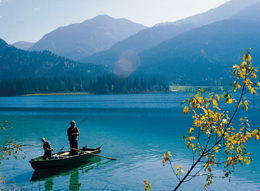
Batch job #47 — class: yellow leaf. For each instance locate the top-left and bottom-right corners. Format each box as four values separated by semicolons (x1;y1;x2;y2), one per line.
213;100;218;108
183;106;190;115
168;151;173;156
247;54;252;62
234;64;240;69
244;156;250;165
225;149;229;155
241;61;247;69
252;129;258;135
189;127;194;134
251;88;256;95
228;99;233;104
236;146;242;154
179;165;182;167
209;159;214;165
226;160;231;167
175;172;179;176
208;168;212;172
198;97;204;104
180;168;185;173
174;166;179;169
251;71;257;79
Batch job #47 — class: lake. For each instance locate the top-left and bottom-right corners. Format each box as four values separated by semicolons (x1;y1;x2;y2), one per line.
0;93;259;191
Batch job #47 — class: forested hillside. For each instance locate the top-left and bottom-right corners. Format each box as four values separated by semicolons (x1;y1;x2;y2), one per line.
0;38;168;96
0;75;168;96
136;20;260;85
0;38;108;81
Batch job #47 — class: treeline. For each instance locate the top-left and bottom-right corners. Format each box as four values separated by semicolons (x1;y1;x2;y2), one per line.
0;75;169;96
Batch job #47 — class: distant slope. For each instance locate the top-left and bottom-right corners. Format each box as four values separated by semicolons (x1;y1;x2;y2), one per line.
135;19;260;85
80;0;260;78
229;2;260;21
29;15;147;61
79;23;196;75
156;0;259;27
12;41;34;50
0;38;109;81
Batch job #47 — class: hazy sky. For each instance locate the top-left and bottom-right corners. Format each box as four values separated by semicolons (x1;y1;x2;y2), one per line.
0;0;230;44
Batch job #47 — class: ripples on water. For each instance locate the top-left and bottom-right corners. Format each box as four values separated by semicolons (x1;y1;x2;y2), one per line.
0;93;259;190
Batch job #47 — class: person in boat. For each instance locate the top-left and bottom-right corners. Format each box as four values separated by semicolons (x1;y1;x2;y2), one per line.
67;120;80;155
41;138;53;160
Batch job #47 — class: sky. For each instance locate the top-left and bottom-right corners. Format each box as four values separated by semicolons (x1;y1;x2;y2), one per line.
0;0;230;44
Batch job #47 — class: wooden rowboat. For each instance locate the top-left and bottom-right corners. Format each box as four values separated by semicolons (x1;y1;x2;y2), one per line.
29;146;101;170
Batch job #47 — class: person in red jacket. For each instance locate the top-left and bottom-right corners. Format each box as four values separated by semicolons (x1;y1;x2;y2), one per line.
67;120;80;155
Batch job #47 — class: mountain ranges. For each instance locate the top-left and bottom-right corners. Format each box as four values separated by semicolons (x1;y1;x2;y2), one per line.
2;0;260;87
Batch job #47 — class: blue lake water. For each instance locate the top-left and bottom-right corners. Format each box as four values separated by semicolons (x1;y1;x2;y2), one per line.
0;93;259;191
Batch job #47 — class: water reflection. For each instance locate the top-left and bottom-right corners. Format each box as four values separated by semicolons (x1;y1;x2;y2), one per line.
30;156;103;191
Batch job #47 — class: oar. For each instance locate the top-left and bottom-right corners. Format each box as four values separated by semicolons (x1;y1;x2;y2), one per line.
70;147;117;160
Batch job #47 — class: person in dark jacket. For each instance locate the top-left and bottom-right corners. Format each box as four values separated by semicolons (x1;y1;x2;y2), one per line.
67;120;80;155
41;138;53;160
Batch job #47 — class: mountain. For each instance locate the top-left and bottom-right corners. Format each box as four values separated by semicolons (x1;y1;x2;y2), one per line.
229;2;260;22
29;15;147;61
156;0;259;27
79;0;260;78
12;41;34;50
134;19;260;85
0;38;109;81
79;23;196;65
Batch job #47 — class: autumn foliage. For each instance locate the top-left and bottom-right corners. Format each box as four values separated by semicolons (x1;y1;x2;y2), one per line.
162;49;260;190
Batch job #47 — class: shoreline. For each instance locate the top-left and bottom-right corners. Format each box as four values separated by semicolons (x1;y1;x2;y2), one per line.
21;92;94;96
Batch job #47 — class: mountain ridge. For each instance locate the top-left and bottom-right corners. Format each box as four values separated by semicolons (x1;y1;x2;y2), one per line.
0;38;109;81
29;14;147;60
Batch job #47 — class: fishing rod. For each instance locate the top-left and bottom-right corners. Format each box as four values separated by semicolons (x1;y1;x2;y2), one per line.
249;109;260;114
77;114;92;127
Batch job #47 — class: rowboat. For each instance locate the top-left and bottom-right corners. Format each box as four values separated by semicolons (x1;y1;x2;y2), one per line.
29;146;101;170
30;156;102;182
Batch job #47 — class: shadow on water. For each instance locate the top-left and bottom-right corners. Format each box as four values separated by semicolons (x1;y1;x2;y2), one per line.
29;156;112;191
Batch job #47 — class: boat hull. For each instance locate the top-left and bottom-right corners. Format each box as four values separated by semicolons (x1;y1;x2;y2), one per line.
29;147;101;170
